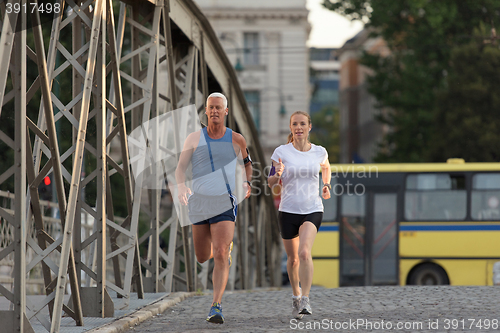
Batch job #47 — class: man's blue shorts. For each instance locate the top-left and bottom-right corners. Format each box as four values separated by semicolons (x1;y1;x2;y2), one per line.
192;195;238;225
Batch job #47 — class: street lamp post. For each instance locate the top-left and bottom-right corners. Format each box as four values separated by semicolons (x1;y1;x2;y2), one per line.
261;86;287;117
219;33;244;73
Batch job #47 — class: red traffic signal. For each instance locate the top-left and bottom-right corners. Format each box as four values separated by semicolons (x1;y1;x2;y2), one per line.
38;175;53;201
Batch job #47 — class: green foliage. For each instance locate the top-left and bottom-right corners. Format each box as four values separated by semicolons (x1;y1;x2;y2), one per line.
428;42;500;162
323;0;500;162
310;106;340;163
323;0;373;21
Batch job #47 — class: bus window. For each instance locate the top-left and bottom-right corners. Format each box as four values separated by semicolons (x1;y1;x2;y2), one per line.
341;194;366;280
405;174;466;221
321;178;337;221
471;173;500;220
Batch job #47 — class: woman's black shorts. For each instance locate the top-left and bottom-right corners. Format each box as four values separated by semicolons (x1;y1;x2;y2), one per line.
278;211;323;240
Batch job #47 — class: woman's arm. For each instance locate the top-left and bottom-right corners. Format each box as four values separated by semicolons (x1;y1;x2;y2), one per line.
267;159;282;188
320;158;331;199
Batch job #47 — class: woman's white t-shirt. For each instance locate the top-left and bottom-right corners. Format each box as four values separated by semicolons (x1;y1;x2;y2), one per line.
271;143;328;214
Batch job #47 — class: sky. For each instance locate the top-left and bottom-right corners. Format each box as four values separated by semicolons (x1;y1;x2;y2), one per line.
306;0;364;48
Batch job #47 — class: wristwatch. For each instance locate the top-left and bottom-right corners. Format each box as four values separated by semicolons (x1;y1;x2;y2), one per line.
323;183;332;190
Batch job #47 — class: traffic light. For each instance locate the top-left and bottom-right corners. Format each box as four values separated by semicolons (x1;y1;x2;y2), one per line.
38;175;52;201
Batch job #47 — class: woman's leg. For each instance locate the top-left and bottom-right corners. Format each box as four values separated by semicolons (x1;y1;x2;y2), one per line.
297;221;318;297
282;236;301;296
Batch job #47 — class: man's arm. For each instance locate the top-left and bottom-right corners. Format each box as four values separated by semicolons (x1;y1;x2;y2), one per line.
175;133;196;205
233;132;252;199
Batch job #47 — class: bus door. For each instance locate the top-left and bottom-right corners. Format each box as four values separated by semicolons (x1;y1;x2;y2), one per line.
339;189;399;286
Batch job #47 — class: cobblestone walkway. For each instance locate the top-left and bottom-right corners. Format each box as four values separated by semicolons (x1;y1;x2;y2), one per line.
128;286;500;332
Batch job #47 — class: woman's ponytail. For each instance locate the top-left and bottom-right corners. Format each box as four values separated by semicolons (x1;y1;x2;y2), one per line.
287;132;294;143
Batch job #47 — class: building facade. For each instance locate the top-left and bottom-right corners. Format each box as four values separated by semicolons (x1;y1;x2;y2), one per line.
337;29;390;163
309;47;339;116
193;0;310;161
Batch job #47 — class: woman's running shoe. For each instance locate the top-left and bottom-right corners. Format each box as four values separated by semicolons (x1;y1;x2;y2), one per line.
292;296;304;319
299;296;312;315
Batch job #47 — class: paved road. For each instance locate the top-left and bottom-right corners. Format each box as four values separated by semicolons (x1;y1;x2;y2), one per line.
128;286;500;332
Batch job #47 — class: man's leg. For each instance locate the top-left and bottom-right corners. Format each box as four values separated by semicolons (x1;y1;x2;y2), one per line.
192;223;212;263
209;221;235;304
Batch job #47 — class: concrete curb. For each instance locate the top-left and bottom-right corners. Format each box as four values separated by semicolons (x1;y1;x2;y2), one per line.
85;287;282;332
86;292;195;333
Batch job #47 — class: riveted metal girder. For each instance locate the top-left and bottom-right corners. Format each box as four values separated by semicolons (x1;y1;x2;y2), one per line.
0;1;281;332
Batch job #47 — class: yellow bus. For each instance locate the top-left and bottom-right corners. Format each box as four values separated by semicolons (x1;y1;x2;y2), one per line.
313;160;500;287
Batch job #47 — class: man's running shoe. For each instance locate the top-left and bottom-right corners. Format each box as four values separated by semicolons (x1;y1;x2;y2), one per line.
299;296;312;315
228;241;233;267
292;297;304;319
206;302;224;324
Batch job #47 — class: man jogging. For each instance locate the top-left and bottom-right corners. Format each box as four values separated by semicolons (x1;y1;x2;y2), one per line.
175;92;252;324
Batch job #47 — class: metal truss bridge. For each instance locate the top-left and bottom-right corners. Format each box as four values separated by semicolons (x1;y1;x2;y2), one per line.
0;0;281;331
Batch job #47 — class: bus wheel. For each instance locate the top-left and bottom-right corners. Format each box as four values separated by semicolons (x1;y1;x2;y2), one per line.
408;264;449;285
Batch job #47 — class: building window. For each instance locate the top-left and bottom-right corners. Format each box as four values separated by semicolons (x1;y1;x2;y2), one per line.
244;91;260;131
243;32;259;65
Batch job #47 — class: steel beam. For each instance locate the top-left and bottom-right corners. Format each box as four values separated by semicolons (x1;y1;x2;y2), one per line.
0;1;281;331
0;0;17;111
30;2;84;325
50;0;104;331
105;0;142;302
13;10;28;333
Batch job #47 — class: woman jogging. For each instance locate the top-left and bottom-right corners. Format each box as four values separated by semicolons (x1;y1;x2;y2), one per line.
268;111;331;319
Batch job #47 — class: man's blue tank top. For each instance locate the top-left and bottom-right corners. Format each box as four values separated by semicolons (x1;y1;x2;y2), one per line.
191;127;237;196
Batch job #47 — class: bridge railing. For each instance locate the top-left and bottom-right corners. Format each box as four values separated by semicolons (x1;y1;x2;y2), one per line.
0;191;128;294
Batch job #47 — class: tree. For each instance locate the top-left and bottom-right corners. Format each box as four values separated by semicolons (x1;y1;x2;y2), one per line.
427;41;500;162
310;106;340;163
323;0;500;162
